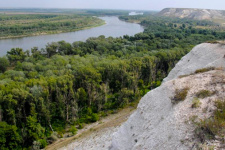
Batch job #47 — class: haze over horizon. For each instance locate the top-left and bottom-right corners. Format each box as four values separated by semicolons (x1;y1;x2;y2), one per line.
1;0;225;11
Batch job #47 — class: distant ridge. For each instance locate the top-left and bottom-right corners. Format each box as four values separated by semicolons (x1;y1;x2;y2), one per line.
157;8;225;20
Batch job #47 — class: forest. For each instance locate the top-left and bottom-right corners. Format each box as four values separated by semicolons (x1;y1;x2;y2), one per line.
0;14;105;39
1;15;225;149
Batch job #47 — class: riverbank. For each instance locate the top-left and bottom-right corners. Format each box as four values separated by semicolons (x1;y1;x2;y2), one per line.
0;20;105;40
46;107;135;150
0;14;105;39
0;22;106;40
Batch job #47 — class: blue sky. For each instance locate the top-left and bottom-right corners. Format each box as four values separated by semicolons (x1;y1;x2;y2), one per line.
1;0;225;11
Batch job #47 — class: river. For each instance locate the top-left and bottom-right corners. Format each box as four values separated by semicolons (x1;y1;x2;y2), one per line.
0;16;144;56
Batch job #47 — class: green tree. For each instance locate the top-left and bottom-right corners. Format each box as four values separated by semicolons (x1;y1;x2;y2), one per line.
46;42;59;58
24;114;45;147
0;57;9;73
0;122;21;150
7;48;26;65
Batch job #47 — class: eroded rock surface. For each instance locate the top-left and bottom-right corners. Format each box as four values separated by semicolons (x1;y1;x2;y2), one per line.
110;43;225;150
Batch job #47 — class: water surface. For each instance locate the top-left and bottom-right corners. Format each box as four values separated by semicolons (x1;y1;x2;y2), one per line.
0;16;144;56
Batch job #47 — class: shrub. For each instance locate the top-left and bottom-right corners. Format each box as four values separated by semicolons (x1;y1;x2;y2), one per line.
194;67;215;74
47;132;58;144
192;98;201;108
32;141;41;150
0;57;9;73
38;139;47;149
195;90;214;99
77;123;84;129
69;126;78;135
195;99;225;142
0;122;21;149
171;87;189;104
206;40;219;44
178;74;189;78
91;113;100;122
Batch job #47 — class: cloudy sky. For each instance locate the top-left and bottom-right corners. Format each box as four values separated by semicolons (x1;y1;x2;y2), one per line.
1;0;225;11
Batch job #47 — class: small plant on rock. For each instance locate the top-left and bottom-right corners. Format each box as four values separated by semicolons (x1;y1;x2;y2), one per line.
195;90;214;99
194;67;215;74
195;99;225;142
171;87;189;104
192;98;201;108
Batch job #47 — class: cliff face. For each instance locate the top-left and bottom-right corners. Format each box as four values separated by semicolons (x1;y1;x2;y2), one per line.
157;8;225;20
110;43;225;150
164;43;225;82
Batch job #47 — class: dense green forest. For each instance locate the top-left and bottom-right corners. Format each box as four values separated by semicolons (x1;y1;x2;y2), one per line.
0;14;105;39
1;15;225;149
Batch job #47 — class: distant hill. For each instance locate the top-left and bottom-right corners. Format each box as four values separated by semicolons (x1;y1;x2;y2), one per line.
157;8;225;20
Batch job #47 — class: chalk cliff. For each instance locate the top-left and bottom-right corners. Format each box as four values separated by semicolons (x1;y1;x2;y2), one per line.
110;43;225;150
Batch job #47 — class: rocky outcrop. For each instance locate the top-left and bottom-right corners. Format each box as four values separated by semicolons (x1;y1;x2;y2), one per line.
163;43;225;82
157;8;225;20
110;43;225;150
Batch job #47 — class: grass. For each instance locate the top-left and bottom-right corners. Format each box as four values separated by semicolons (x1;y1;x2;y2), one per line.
194;67;215;74
206;40;225;45
171;87;189;104
195;90;214;99
179;67;222;79
195;99;225;142
192;98;201;108
206;40;220;44
178;74;189;78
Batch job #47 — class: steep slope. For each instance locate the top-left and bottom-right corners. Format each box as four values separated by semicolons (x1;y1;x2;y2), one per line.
110;43;225;150
163;42;225;82
157;8;225;20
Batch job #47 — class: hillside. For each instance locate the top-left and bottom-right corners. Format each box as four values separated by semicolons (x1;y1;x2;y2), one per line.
157;8;225;20
110;42;225;150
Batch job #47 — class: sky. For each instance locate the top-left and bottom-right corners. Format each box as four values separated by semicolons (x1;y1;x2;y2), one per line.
1;0;225;11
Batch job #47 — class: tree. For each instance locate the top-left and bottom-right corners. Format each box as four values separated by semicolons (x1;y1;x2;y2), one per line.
0;122;21;150
46;42;59;58
24;115;45;147
7;48;26;65
58;41;73;55
0;57;9;73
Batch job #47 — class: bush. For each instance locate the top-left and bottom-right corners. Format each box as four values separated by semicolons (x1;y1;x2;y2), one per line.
47;132;58;144
38;139;47;149
178;74;189;78
0;57;9;73
195;90;214;99
91;113;100;122
0;122;21;149
171;87;189;104
69;126;78;135
32;141;41;150
194;67;215;74
77;123;84;129
195;99;225;142
206;40;219;44
192;98;201;108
